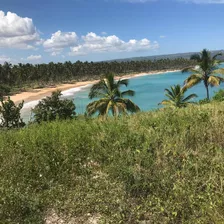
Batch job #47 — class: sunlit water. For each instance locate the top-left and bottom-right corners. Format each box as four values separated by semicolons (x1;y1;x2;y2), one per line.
21;65;224;122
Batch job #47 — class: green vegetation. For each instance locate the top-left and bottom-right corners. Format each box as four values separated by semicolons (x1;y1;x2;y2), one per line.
212;89;224;102
182;49;224;100
32;90;76;123
1;103;224;223
0;97;25;128
1;49;224;223
159;84;197;108
87;73;140;116
0;58;196;96
0;84;10;100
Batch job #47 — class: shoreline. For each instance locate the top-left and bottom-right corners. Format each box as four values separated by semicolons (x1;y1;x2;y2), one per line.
11;69;180;105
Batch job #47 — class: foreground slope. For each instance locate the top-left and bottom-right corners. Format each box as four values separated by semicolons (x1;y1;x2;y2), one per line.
1;103;224;223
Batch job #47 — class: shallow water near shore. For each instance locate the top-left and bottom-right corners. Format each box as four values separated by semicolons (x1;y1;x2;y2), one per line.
21;67;224;122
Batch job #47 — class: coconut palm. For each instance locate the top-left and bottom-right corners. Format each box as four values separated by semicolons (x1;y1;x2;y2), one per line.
182;49;224;100
86;73;140;116
159;84;197;108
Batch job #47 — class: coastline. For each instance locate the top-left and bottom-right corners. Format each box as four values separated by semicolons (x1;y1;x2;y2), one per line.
11;69;180;105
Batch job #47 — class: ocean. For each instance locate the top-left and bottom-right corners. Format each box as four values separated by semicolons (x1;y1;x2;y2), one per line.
21;67;224;121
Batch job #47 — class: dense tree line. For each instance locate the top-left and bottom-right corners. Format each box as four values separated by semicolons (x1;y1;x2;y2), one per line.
0;58;196;91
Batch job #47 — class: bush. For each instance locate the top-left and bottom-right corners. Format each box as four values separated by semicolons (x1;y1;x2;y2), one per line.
198;98;210;104
0;97;25;128
0;84;10;100
1;103;224;223
212;89;224;102
32;90;76;123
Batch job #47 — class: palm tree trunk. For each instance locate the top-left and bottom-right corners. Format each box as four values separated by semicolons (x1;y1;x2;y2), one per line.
206;85;209;100
204;80;209;100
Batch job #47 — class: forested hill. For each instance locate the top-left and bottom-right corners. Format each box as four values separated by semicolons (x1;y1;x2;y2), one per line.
108;50;224;62
0;58;196;96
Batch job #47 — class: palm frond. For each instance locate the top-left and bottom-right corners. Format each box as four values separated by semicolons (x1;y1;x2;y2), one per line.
121;90;135;97
184;74;202;89
212;52;222;60
190;54;201;62
164;88;175;99
201;49;210;60
104;73;115;92
212;59;222;68
117;79;129;87
86;99;109;116
105;100;113;116
116;102;127;114
182;67;196;73
159;100;174;107
161;84;197;108
208;75;224;87
87;73;139;117
212;68;224;75
116;98;140;113
89;80;108;99
182;93;197;102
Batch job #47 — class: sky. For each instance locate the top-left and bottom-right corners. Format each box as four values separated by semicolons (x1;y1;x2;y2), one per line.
0;0;224;64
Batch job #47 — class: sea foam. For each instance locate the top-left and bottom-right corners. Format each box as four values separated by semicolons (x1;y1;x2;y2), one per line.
61;84;92;97
21;83;92;117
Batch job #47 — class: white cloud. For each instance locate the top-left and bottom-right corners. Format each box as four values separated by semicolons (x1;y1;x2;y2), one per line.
0;55;11;64
101;31;107;35
51;52;60;56
43;30;78;54
27;55;42;61
0;10;40;49
160;35;166;38
69;32;159;56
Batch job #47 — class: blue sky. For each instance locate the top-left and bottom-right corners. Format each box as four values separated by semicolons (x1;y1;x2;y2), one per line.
0;0;224;64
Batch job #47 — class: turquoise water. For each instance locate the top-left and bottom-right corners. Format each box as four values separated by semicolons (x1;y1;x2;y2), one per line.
21;65;224;120
69;69;224;114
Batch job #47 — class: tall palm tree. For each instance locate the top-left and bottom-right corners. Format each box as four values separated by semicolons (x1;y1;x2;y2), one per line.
182;49;224;100
86;73;140;116
159;84;197;108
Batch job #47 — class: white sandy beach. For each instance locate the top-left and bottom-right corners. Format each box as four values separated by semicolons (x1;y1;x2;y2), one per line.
11;69;180;106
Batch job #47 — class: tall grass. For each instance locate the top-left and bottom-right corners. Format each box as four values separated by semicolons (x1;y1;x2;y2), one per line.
1;102;224;223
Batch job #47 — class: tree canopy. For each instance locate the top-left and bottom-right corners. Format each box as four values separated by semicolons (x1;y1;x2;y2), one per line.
87;73;140;116
0;97;25;128
32;90;76;123
182;49;224;99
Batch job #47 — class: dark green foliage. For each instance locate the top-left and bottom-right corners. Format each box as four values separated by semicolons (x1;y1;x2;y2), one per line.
32;90;76;123
182;49;224;100
0;58;196;97
87;73;140;116
198;98;210;105
212;89;224;102
0;84;10;100
1;103;224;223
159;84;197;108
0;97;25;128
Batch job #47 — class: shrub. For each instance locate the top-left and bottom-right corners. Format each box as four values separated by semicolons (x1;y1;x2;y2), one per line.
0;97;25;128
1;103;224;223
0;84;10;100
32;90;76;123
212;89;224;102
198;98;210;104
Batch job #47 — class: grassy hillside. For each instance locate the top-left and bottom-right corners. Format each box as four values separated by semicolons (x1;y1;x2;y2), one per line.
1;103;224;223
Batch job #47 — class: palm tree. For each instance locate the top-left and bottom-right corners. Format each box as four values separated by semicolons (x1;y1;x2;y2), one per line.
86;73;140;116
182;49;224;100
159;84;197;108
